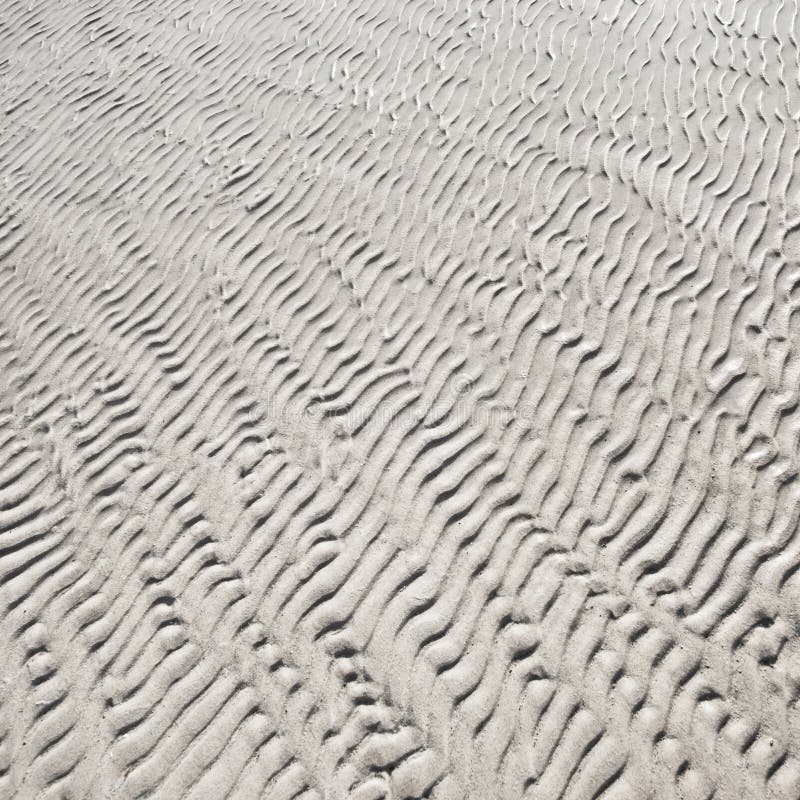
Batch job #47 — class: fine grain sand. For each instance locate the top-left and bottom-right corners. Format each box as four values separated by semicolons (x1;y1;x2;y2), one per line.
2;0;800;798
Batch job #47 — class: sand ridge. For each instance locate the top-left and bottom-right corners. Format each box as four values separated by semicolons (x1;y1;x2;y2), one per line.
1;0;800;797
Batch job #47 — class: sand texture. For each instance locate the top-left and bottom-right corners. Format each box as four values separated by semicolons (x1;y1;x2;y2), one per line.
2;0;800;797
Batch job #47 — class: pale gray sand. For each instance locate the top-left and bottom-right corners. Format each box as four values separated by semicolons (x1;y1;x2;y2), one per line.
1;0;800;798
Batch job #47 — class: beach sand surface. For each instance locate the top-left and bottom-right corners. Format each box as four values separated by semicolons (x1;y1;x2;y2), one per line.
1;0;800;798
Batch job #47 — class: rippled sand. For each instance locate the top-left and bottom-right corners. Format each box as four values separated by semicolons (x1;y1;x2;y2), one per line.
1;0;800;798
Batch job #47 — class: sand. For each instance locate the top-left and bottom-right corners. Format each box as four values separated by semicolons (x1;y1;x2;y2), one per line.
1;0;799;798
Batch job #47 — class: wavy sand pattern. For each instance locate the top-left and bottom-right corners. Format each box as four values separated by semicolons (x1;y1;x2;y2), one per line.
2;0;800;798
